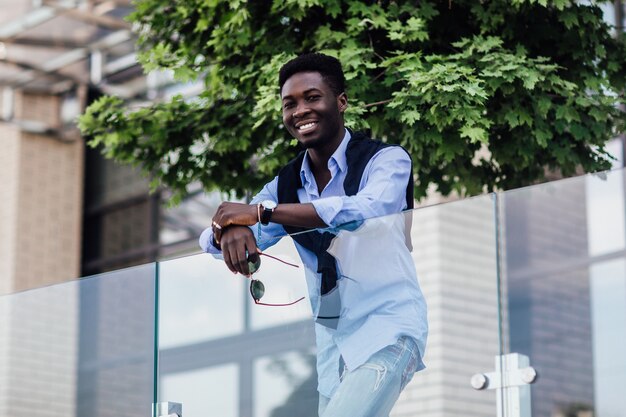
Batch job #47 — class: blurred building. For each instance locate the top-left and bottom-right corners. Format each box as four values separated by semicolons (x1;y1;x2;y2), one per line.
0;0;215;295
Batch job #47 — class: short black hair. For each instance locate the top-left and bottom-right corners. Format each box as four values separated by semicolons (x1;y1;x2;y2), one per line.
278;53;346;96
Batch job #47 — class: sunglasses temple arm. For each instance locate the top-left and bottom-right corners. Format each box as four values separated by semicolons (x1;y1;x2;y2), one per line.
259;252;300;268
254;296;305;307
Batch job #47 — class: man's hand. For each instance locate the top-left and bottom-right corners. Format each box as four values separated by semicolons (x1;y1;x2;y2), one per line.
212;202;258;243
219;225;259;276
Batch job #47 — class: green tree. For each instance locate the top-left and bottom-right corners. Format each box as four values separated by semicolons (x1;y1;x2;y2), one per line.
78;0;626;204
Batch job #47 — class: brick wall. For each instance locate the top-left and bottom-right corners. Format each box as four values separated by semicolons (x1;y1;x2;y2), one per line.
0;91;84;294
14;133;84;291
14;91;62;128
0;124;21;295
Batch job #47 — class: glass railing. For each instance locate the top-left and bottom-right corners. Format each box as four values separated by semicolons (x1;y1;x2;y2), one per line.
157;193;502;417
499;168;626;417
2;167;625;417
158;241;315;417
0;263;158;417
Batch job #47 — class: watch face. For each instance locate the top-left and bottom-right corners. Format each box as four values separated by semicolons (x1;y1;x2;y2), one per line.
262;200;277;210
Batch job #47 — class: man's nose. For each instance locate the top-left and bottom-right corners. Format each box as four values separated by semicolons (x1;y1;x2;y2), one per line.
293;103;310;118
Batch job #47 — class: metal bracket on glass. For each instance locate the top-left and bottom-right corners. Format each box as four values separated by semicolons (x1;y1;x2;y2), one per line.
153;402;182;417
471;353;537;417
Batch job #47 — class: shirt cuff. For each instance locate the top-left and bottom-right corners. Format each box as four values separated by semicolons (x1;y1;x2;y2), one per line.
199;227;221;254
311;196;343;227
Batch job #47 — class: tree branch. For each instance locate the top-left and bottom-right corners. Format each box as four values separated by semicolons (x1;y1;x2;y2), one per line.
363;98;393;108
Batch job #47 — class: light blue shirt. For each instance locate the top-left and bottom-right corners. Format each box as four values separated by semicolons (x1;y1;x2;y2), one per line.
200;129;427;397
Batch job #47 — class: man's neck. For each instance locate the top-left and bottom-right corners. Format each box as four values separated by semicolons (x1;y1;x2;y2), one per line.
306;126;346;173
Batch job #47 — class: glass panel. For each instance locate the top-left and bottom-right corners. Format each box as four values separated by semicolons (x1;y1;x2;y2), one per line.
160;363;239;417
158;253;245;349
247;237;310;330
586;169;625;257
158;194;500;416
158;250;314;417
590;259;626;417
500;168;626;416
404;195;500;417
253;349;317;417
0;263;157;417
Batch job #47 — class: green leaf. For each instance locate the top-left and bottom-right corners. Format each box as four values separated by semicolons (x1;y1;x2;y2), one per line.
559;10;578;30
521;69;541;90
400;110;421;126
536;97;552;117
534;129;552;147
555;105;581;123
460;126;488;143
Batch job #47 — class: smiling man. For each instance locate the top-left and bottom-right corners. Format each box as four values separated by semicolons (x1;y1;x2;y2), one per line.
199;53;427;417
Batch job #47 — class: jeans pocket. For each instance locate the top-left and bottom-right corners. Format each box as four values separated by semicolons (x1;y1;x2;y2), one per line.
400;338;420;391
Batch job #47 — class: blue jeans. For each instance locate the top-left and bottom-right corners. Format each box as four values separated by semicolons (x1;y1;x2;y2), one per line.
318;336;421;417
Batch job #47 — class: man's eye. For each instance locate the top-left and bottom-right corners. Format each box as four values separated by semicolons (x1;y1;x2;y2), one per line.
306;95;320;101
283;102;294;109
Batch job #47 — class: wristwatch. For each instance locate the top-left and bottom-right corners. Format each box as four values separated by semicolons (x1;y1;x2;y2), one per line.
260;200;277;225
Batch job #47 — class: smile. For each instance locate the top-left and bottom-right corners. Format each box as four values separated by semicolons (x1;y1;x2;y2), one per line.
297;122;318;133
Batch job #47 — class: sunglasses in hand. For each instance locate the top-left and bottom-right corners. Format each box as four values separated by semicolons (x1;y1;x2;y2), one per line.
247;252;305;307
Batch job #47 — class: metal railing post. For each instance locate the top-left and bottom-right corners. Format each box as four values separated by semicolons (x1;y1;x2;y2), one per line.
471;353;538;417
153;402;182;417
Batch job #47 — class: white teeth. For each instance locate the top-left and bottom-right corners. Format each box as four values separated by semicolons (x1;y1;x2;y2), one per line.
298;122;316;131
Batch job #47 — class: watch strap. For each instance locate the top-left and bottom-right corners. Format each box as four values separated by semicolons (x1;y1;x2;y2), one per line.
260;203;274;225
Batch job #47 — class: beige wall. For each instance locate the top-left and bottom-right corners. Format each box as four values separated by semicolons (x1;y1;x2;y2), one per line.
14;91;62;128
0;125;20;295
0;92;84;295
14;133;84;291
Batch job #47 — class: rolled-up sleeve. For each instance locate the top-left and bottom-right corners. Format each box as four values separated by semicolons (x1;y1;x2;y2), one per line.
311;147;411;227
199;227;220;254
310;196;343;227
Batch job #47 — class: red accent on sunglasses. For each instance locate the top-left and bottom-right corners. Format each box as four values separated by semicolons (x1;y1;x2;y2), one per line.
258;252;300;268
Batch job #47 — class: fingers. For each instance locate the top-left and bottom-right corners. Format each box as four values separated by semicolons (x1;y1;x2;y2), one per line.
225;243;249;276
220;226;258;276
211;204;226;239
212;221;223;244
222;244;237;274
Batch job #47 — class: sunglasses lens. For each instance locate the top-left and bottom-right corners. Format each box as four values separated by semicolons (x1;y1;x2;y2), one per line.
250;280;265;301
247;252;261;274
248;258;261;274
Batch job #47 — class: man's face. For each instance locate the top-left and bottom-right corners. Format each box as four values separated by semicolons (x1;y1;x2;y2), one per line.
281;71;347;149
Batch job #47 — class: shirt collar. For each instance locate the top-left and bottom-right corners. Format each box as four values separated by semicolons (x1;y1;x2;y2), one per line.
300;128;351;185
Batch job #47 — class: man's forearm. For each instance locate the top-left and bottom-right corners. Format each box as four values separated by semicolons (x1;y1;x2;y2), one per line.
211;201;327;243
270;203;328;228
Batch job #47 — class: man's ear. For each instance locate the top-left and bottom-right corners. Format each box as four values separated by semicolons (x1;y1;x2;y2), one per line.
337;92;348;113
